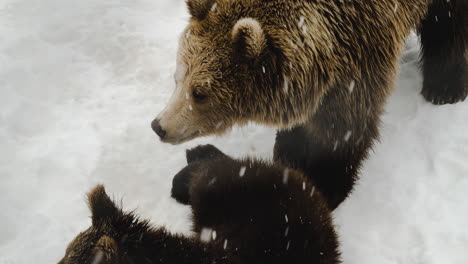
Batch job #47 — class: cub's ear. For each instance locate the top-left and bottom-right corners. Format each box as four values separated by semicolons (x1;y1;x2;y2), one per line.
232;18;267;58
92;236;119;263
87;185;119;225
186;0;215;20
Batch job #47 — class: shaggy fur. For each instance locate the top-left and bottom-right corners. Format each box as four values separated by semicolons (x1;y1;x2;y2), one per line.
153;0;467;209
58;145;340;264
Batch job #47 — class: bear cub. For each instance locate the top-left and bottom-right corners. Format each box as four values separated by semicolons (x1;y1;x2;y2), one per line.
58;145;340;264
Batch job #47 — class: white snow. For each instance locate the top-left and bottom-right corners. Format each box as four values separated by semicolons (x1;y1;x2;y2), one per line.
0;1;467;264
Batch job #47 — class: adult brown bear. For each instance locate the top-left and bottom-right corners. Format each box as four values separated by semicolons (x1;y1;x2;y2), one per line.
152;0;467;209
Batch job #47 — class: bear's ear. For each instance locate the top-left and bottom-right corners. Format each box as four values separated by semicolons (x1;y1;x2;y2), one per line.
232;18;267;58
92;236;119;263
87;185;119;225
186;0;215;21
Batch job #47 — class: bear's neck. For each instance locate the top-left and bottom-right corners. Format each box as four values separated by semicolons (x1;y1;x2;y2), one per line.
124;227;231;264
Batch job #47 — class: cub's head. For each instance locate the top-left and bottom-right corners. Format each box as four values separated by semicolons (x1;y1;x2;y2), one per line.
58;186;143;264
152;0;303;144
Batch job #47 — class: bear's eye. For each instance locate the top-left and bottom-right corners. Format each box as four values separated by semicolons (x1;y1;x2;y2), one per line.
192;90;208;103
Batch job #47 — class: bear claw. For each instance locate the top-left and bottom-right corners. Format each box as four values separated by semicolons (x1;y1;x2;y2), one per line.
421;86;467;105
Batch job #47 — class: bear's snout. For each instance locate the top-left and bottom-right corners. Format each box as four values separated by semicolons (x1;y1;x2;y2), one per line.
151;119;166;139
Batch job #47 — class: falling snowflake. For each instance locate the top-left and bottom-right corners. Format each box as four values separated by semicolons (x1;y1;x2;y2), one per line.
92;251;104;264
344;130;352;142
349;80;355;93
310;186;316;197
200;228;214;243
208;177;217;186
298;16;305;28
283;76;289;94
223;239;228;249
211;3;217;12
333;141;338;152
283;168;289;184
239;166;246;177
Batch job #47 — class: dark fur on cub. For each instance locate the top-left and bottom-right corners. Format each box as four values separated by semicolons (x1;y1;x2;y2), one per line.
58;145;340;264
154;0;468;210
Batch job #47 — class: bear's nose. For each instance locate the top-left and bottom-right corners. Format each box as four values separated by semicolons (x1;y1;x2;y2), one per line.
151;119;166;139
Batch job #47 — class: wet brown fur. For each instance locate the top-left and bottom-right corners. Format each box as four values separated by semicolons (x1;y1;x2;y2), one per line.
155;0;467;209
58;145;340;264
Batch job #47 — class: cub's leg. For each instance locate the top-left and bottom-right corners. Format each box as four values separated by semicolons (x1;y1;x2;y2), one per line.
419;0;467;105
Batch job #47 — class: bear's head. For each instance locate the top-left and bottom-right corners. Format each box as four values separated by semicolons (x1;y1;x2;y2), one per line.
153;0;311;144
57;185;142;264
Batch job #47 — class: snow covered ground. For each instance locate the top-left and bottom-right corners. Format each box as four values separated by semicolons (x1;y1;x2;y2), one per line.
1;1;467;263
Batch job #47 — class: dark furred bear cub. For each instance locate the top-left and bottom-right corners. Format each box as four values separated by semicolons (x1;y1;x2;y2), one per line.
58;145;340;264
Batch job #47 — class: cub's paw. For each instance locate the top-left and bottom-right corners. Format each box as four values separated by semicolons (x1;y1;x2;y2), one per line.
171;163;199;205
186;144;228;164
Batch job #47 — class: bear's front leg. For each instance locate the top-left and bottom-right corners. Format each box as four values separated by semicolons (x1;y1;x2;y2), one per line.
419;0;467;105
274;123;374;210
